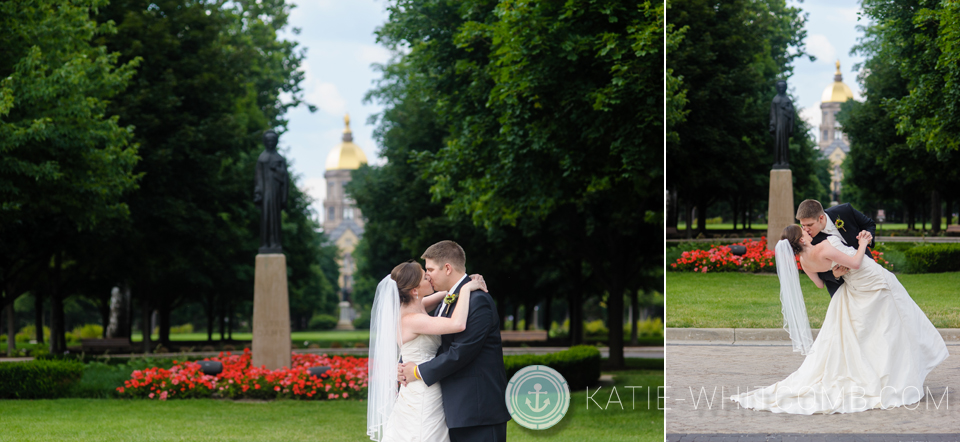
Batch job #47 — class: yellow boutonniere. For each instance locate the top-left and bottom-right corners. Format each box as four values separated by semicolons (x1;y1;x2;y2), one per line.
835;218;846;232
443;293;458;305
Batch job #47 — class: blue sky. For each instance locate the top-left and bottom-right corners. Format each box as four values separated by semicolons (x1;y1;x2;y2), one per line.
278;0;390;221
790;0;867;142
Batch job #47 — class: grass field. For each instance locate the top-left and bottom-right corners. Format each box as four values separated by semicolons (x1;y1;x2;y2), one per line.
0;366;663;442
666;272;960;328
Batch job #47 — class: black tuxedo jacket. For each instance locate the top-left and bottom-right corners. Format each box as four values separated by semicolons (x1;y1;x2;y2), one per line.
810;203;876;297
418;277;511;429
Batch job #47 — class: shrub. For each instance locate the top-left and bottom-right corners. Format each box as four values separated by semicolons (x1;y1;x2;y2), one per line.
904;244;960;273
170;324;194;334
503;345;601;391
0;359;84;399
584;319;608;337
353;312;370;329
309;314;338;331
16;325;50;343
67;324;103;342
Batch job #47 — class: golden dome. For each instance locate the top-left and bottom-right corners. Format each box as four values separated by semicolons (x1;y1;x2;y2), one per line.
821;60;855;103
325;113;368;170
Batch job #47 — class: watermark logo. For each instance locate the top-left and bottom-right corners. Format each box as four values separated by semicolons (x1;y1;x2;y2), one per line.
505;365;570;430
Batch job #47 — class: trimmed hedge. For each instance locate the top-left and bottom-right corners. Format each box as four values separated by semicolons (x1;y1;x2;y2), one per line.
503;345;601;391
0;359;84;399
904;243;960;273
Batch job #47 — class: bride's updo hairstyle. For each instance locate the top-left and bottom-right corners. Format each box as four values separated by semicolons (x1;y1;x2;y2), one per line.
781;225;804;255
390;260;422;305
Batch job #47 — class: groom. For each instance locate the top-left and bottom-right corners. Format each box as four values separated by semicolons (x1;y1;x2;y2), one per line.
796;199;877;297
398;240;511;442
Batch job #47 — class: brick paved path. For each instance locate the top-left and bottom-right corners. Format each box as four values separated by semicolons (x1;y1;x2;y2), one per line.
666;344;960;434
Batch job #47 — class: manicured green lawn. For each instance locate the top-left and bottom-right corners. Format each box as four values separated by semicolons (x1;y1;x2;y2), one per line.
130;330;371;343
0;369;663;442
666;271;960;328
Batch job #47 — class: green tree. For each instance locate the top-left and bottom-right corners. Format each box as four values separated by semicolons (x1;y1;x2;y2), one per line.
666;0;821;235
0;0;141;354
360;0;663;367
840;1;960;230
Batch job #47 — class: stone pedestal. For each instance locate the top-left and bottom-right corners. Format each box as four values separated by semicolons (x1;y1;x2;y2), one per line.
766;169;795;251
335;301;355;330
252;254;291;370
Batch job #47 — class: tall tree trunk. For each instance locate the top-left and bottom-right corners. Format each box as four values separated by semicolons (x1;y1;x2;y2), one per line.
206;295;215;342
697;198;708;237
684;202;693;239
607;288;625;369
158;301;171;345
219;301;226;342
50;251;65;354
34;290;44;345
5;304;15;357
511;304;519;331
732;197;739;232
496;294;507;331
543;297;552;335
946;198;953;227
523;301;534;330
931;190;942;234
227;303;234;340
747;200;753;229
141;296;152;353
630;290;639;346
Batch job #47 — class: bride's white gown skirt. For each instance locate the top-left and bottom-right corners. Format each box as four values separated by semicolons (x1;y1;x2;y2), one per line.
731;240;949;414
382;334;450;441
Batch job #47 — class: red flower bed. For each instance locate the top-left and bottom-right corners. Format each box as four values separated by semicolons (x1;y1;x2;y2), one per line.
671;237;894;273
117;348;368;401
670;237;775;273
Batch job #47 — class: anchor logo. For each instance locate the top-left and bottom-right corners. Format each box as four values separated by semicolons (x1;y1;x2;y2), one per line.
525;383;551;412
505;365;570;430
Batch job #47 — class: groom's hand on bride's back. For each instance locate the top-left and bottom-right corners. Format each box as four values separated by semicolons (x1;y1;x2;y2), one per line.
468;274;488;292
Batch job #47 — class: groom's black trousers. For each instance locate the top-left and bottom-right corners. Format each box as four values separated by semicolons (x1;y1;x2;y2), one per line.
448;423;507;442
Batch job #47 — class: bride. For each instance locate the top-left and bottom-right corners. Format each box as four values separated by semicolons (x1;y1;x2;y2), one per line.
366;261;486;441
731;225;949;414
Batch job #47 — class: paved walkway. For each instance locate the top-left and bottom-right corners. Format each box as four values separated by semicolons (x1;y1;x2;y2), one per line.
667;434;960;441
667;328;960;345
666;343;960;434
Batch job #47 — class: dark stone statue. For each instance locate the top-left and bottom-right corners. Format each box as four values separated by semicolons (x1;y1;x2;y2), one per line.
254;130;288;254
770;80;794;169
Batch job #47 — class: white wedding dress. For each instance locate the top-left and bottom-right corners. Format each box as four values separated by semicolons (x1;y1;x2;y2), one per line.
731;237;949;414
382;334;449;441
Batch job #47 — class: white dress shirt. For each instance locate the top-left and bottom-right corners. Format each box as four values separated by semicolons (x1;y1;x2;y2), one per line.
435;273;469;317
822;214;847;245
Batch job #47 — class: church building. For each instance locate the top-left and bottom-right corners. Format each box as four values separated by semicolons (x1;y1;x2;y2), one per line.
819;60;855;205
323;114;368;329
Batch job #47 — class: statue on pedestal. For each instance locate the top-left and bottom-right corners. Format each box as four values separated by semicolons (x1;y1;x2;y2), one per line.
770;80;794;170
254;130;288;254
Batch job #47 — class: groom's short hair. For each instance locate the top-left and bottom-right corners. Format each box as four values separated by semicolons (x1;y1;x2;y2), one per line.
422;240;466;273
796;199;825;220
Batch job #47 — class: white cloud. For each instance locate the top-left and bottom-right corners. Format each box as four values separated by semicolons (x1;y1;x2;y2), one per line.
306;82;348;116
800;106;823;144
300;176;327;222
357;44;392;66
806;34;836;65
833;7;861;25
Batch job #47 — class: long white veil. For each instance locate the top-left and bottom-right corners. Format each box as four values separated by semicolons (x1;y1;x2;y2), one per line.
775;239;815;355
367;275;402;441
